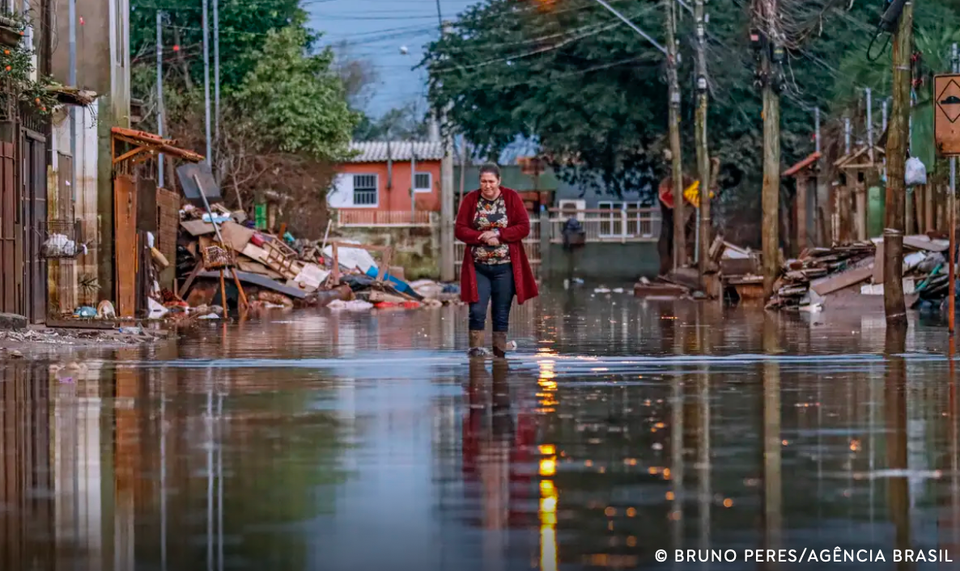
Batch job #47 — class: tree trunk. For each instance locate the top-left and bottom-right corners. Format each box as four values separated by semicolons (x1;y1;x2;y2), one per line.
761;62;780;298
883;0;913;324
695;0;711;288
665;0;685;271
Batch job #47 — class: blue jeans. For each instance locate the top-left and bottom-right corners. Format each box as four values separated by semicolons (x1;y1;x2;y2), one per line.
469;263;515;332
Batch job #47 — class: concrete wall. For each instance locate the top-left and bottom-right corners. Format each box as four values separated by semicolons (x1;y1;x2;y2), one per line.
51;0;130;301
336;221;441;281
542;242;660;282
52;0;113;95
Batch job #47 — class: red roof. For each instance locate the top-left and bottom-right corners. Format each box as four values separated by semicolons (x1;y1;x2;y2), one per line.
782;152;822;178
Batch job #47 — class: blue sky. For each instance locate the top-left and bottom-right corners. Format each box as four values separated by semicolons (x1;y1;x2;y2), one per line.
307;0;479;117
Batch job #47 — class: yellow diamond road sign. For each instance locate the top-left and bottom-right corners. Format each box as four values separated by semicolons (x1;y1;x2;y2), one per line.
935;74;960;156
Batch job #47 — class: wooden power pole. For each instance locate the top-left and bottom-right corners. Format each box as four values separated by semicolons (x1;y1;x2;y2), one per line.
665;0;685;271
883;0;914;324
759;0;781;300
694;0;711;286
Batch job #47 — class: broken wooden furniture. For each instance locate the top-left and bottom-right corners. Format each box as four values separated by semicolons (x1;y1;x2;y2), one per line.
192;172;249;312
329;242;394;286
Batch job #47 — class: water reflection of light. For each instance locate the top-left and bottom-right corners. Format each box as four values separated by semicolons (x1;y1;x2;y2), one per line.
539;458;556;476
538;360;556;382
539;444;556;455
540;446;559;571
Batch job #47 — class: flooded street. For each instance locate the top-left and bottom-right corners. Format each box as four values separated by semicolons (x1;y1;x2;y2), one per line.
4;286;960;570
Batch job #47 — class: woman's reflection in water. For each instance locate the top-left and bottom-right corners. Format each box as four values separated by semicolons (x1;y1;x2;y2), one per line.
464;359;516;570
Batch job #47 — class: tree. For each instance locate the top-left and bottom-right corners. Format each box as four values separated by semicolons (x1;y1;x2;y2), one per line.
422;0;667;197
352;103;431;141
131;0;303;91
130;8;360;238
420;0;951;246
234;22;359;160
331;41;379;110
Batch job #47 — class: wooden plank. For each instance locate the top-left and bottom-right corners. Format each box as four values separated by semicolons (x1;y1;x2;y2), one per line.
219;221;255;253
180;219;216;236
115;176;139;317
196;269;307;299
237;259;283;279
810;264;874;296
873;241;884;284
178;260;204;299
903;235;949;252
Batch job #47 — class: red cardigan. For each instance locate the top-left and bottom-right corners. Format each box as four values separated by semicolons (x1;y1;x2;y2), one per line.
455;187;540;305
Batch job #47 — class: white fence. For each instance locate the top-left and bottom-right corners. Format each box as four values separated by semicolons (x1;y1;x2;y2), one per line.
336;210;434;227
333;207;661;276
547;207;661;243
454;220;541;273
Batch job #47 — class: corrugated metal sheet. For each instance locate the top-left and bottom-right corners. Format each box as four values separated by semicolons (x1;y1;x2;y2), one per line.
346;141;445;163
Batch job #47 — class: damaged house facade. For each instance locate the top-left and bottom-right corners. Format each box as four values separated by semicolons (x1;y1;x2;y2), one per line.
0;1;101;324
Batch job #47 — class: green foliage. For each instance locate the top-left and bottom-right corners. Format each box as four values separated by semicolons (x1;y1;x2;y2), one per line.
421;0;960;207
423;0;667;196
234;23;359;161
131;0;304;91
0;12;58;115
128;1;360;235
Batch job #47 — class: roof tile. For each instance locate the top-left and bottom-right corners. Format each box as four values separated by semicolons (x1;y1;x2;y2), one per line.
346;141;445;163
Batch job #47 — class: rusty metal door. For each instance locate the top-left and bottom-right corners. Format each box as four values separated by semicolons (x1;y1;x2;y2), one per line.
0;142;17;314
20;130;46;324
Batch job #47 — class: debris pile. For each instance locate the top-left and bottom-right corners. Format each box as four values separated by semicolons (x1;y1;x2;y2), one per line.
765;242;876;311
765;234;952;312
177;207;461;313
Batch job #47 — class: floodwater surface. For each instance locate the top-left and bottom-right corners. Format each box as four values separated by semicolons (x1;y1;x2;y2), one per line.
2;286;960;570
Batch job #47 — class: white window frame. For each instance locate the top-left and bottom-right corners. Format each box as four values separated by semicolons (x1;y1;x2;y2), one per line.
597;201;643;238
597;201;621;237
352;173;379;208
413;172;432;193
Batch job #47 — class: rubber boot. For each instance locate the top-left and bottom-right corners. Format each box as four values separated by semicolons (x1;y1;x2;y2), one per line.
493;331;508;359
468;330;488;357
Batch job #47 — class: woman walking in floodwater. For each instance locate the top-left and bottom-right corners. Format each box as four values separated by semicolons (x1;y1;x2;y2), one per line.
456;163;539;357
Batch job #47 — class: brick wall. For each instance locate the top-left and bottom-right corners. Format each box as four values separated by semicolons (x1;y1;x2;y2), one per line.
156;188;180;292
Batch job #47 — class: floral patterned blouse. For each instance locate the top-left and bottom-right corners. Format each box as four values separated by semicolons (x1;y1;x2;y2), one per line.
472;194;511;265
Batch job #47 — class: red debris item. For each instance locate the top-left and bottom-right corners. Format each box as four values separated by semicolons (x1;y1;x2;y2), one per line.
374;301;421;310
657;174;697;209
250;233;266;247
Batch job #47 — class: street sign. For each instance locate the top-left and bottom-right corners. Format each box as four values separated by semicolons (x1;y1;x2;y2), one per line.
935;74;960;156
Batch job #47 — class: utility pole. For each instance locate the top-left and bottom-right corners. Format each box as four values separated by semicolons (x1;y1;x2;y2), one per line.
69;0;76;195
815;106;823;245
157;11;165;188
758;0;781;300
695;0;711;288
862;87;873;241
950;42;958;334
213;0;220;165
883;0;913;325
202;0;212;163
665;0;685;271
440;20;455;283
